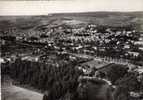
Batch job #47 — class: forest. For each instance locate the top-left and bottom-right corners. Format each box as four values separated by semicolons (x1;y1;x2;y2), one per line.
1;58;143;100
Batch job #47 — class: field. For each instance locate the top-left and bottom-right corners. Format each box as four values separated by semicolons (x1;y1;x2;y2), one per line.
2;85;43;100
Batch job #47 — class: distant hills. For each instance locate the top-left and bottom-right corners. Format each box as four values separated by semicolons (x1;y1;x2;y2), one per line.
0;11;143;33
50;11;143;17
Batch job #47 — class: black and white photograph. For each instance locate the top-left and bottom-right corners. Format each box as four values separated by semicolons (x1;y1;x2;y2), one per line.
0;0;143;100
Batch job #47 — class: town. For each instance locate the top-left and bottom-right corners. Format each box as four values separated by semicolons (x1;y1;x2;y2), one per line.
1;13;143;100
1;22;143;65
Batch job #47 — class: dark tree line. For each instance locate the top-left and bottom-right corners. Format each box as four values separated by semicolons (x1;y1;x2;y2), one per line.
1;58;83;99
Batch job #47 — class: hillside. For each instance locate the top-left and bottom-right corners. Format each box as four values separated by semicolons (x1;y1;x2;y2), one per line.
0;12;143;35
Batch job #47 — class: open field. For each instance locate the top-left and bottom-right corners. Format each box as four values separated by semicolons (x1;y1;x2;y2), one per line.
1;85;43;100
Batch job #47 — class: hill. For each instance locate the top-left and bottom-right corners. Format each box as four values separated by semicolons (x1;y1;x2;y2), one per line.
0;12;143;34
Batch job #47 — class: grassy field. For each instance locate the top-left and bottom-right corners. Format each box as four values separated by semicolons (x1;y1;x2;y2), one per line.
1;85;43;100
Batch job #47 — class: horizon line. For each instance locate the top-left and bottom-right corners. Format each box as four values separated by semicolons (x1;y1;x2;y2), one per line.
0;11;143;16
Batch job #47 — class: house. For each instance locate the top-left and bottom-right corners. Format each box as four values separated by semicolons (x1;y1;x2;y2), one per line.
139;47;143;51
128;51;139;57
124;45;130;49
0;58;5;63
16;36;23;41
92;47;97;50
21;56;39;62
134;41;143;45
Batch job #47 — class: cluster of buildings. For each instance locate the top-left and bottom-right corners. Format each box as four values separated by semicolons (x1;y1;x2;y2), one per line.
1;23;143;65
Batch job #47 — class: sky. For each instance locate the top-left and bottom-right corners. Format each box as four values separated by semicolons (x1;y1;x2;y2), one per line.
0;0;143;15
